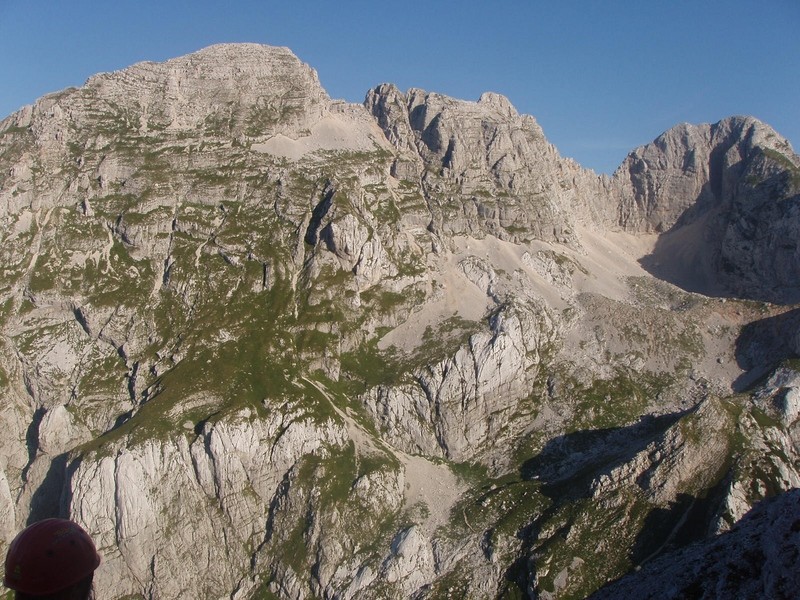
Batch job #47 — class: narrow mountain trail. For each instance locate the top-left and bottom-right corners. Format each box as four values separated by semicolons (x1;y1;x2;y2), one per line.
301;376;467;535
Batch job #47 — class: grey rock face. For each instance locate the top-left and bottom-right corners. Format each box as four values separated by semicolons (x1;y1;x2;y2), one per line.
69;405;353;599
588;489;800;600
84;43;328;138
0;43;799;600
366;84;607;245
614;116;800;302
364;300;557;461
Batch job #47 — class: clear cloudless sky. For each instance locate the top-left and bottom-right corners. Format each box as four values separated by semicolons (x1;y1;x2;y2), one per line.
0;0;798;174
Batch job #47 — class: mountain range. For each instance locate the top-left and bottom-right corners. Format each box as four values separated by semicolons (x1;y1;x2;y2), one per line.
0;43;798;599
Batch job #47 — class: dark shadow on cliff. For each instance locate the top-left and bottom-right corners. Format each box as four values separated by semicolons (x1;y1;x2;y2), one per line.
501;410;689;595
637;159;800;304
27;454;83;525
629;471;732;567
501;406;746;596
21;407;46;483
636;140;739;299
733;307;800;391
588;488;800;599
27;453;68;524
637;204;728;298
520;410;686;500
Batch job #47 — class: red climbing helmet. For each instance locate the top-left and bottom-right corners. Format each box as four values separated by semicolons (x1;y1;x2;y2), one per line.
3;518;101;595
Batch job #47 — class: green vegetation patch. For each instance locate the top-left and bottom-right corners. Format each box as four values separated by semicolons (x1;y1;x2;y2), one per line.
761;147;800;188
340;337;404;391
565;369;671;432
266;441;403;580
528;490;649;599
339;313;485;395
245;99;303;136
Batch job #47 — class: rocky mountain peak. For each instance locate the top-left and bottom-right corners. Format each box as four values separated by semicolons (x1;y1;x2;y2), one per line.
365;82;597;243
477;91;519;118
0;44;799;600
91;42;327;101
20;43;329;150
612;114;800;302
613;115;796;232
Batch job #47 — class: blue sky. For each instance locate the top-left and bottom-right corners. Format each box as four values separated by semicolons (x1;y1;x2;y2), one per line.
0;0;798;174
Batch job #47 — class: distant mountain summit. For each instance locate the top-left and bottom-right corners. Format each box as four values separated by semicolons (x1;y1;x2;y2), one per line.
4;43;797;302
86;43;330;134
0;43;798;599
613;116;800;302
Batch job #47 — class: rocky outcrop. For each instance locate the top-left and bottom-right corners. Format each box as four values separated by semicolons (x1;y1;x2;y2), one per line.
589;399;734;504
588;489;800;600
366;84;609;245
0;43;799;600
754;366;800;427
507;394;800;599
613;116;800;302
68;404;361;599
364;300;557;462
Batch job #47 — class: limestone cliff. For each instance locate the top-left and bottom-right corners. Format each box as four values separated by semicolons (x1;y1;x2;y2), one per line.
588;489;800;599
0;44;798;599
613;117;800;302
